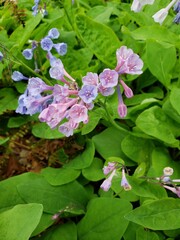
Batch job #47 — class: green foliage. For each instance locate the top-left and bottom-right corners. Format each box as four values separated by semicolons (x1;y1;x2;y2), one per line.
0;0;180;239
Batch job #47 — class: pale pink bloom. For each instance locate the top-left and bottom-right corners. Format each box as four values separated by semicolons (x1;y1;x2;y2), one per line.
131;0;155;12
82;72;99;86
163;185;180;198
59;119;78;137
100;169;116;191
103;162;116;175
121;168;132;191
115;46;143;75
152;0;178;25
69;104;88;123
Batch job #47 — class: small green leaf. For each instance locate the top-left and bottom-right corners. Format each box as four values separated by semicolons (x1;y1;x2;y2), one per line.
32;122;65;139
0;88;18;115
136;228;160;240
82;158;104;181
125;198;180;230
78;198;132;240
41;167;80;186
64;140;95;169
0;203;43;240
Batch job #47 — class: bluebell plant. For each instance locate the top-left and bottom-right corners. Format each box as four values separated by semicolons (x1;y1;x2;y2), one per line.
12;28;143;137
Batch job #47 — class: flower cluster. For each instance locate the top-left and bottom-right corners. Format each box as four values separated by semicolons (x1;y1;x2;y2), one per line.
32;0;48;17
100;162;132;192
131;0;180;24
156;167;180;198
12;27;143;137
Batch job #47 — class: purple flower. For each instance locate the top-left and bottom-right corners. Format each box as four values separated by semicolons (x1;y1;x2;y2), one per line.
49;59;64;80
27;77;53;96
16;90;29;114
99;69;118;88
53;43;67;56
174;12;180;23
120;80;133;98
121;168;132;191
100;169;116;192
103;162;116;175
82;72;99;86
59;119;78;137
41;37;53;51
174;0;180;12
69;104;88;123
98;83;115;96
0;51;3;61
78;85;98;103
39;98;78;128
22;49;33;60
115;46;143;75
48;28;60;39
12;71;28;81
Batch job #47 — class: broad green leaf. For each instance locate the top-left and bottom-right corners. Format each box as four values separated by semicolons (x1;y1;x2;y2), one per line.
136;228;160;240
125;198;180;230
81;108;105;135
133;162;147;178
64;140;95;169
121;135;154;163
148;147;180;179
125;88;164;106
0;203;43;240
92;127;133;166
0;172;37;211
32;122;65;139
136;106;180;147
123;222;141;240
41;167;80;186
0;88;18;115
126;26;179;45
31;213;54;237
170;88;180;115
146;40;176;87
163;99;180;124
9;13;43;51
78;198;132;240
76;14;121;68
17;176;88;214
82;158;104;181
37;221;77;240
